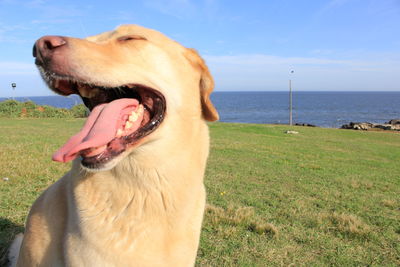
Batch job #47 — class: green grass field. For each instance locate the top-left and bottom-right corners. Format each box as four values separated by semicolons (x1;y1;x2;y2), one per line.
1;118;399;266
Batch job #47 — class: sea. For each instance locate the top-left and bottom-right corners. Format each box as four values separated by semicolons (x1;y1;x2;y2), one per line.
1;91;399;128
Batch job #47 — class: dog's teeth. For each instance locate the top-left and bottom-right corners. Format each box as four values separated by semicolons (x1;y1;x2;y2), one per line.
125;121;133;129
54;79;60;88
78;84;99;98
128;113;138;122
90;88;99;98
138;105;144;114
116;129;123;137
77;85;90;98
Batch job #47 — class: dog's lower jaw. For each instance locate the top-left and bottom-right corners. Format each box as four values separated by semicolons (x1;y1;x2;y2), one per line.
78;153;124;172
77;138;150;172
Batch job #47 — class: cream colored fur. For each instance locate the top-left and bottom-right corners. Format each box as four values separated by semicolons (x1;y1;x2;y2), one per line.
10;25;218;267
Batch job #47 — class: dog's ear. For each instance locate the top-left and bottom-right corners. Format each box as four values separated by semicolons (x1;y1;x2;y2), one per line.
185;49;219;122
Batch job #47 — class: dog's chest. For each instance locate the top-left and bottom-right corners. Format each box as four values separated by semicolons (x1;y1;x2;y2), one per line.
66;179;172;255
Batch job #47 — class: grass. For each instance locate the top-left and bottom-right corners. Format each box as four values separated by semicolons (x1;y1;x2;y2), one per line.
0;99;87;118
0;118;399;266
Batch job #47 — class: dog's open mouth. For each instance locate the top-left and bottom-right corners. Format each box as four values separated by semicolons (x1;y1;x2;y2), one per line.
45;75;166;169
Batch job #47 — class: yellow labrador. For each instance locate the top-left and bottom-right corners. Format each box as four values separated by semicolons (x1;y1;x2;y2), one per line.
9;24;218;267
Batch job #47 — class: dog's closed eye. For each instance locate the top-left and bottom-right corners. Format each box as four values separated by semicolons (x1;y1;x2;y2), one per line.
117;35;147;42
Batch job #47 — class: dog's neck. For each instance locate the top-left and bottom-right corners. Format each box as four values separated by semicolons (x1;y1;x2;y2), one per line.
64;148;207;254
68;131;208;220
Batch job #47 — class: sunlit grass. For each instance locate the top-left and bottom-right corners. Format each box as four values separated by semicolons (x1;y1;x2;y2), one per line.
0;119;399;266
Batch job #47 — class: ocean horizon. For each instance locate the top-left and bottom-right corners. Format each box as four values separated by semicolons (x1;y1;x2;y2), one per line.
1;91;399;128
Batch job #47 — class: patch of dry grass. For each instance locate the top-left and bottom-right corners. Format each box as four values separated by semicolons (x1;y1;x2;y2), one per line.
205;204;279;236
320;212;372;237
248;221;278;236
205;204;278;236
381;199;397;208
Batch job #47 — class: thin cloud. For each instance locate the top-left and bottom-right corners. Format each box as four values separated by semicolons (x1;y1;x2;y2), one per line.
0;0;18;3
18;0;84;21
0;61;37;75
0;24;29;31
0;24;31;43
204;53;400;91
205;53;400;68
143;0;195;19
310;49;335;56
366;0;400;16
24;0;46;7
205;54;351;66
31;19;75;25
316;0;350;17
143;0;221;21
0;1;84;43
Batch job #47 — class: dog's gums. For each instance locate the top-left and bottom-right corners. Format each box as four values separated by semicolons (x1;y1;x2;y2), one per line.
39;71;166;169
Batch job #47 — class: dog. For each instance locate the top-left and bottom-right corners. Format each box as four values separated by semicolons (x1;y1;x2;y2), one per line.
9;24;218;267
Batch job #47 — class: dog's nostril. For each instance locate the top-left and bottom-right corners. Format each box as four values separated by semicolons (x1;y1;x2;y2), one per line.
43;37;66;50
44;40;53;50
34;36;67;60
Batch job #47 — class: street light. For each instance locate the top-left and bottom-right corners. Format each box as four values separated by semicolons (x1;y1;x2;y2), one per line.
11;83;16;100
289;71;294;126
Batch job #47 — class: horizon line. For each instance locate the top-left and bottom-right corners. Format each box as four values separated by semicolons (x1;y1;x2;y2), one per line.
1;90;400;99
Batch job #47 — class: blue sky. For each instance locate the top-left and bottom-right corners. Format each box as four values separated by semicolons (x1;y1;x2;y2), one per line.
0;0;399;97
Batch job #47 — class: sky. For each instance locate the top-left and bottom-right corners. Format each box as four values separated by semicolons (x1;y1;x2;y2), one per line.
0;0;399;97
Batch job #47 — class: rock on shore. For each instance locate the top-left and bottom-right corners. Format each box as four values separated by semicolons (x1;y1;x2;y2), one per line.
387;119;400;125
341;119;400;131
295;123;317;127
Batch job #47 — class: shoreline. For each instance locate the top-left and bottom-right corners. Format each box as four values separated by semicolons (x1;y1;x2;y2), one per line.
1;95;399;129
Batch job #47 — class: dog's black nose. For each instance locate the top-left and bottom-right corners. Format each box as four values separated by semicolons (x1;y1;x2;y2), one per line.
33;36;67;65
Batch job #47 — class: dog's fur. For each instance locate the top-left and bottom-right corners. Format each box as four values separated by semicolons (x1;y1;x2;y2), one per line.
10;25;218;267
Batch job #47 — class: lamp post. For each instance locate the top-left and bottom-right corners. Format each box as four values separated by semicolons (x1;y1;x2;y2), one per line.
289;71;294;126
11;82;16;100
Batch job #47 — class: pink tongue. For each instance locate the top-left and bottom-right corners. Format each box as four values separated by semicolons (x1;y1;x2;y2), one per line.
53;98;142;163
